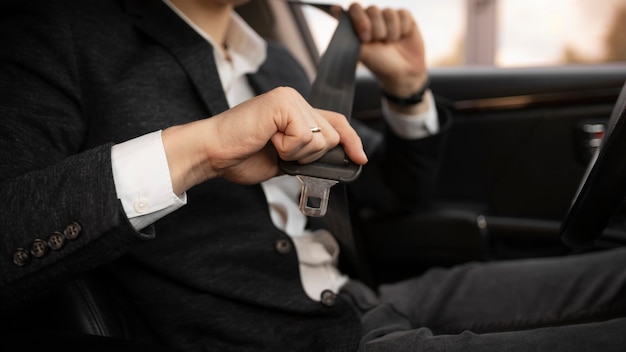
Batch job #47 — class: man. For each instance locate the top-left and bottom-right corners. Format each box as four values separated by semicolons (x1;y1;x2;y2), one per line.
0;0;443;349
1;1;626;351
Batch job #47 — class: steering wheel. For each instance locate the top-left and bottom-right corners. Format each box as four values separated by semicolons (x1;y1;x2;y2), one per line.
560;81;626;249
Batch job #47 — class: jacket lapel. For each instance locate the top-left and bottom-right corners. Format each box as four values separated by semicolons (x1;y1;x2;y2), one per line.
122;0;230;115
247;42;312;98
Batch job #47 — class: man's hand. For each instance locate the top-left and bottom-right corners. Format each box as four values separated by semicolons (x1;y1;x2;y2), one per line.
347;3;428;103
161;87;367;195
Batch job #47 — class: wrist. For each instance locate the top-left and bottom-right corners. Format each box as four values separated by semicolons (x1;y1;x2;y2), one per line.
381;76;431;107
384;89;432;116
162;122;217;195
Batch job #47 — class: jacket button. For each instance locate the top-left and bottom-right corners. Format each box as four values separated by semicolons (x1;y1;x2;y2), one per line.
13;248;31;266
48;232;65;251
320;290;337;307
274;239;292;255
30;239;49;258
64;222;82;240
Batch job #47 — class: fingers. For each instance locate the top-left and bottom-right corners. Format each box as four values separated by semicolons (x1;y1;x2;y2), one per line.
272;107;367;166
348;3;372;42
398;9;415;37
348;3;415;43
262;88;366;166
322;110;368;166
307;110;368;166
382;8;401;42
273;109;339;164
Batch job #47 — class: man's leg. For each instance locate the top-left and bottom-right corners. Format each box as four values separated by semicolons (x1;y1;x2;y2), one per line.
360;317;626;352
353;246;626;351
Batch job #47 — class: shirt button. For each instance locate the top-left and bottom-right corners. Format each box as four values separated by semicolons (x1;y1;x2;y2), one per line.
64;222;82;240
48;231;66;251
13;248;31;267
274;239;292;255
133;199;150;213
320;290;337;307
30;239;49;258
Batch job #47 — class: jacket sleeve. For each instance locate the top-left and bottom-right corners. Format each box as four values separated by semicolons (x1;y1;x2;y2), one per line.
0;1;150;311
348;96;453;216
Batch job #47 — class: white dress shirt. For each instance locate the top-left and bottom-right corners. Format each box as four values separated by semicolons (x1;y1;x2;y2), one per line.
111;1;439;301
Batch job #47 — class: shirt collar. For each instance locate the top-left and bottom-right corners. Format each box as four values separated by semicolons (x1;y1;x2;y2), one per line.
162;0;267;74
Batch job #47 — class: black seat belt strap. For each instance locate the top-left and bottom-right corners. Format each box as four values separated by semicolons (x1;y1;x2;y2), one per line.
280;2;373;285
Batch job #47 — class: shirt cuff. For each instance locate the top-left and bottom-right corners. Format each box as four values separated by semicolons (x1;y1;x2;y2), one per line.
111;130;187;230
382;90;439;139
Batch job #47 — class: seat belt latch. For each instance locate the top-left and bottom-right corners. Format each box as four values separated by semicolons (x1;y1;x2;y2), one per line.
280;146;361;217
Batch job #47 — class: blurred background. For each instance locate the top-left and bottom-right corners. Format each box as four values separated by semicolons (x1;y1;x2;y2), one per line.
303;0;626;68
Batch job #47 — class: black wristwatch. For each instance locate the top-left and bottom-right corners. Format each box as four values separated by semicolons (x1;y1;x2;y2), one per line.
382;77;430;106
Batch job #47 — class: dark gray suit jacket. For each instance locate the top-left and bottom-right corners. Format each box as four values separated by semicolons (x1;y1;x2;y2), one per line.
0;0;449;350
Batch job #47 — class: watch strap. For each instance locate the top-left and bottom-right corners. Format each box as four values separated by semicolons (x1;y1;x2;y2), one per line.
382;77;430;106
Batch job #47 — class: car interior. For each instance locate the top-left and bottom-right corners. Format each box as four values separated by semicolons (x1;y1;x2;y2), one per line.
3;0;626;350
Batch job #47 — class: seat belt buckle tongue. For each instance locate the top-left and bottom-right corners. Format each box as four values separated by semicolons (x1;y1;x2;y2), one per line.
296;176;338;217
279;146;362;217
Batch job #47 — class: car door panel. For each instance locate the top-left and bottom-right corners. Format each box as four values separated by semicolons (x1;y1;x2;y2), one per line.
353;65;626;283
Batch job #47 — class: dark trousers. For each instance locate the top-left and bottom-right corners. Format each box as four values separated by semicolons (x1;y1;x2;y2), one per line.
342;246;626;351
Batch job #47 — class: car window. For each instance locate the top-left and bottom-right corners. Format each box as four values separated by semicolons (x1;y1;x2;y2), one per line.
302;0;626;67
